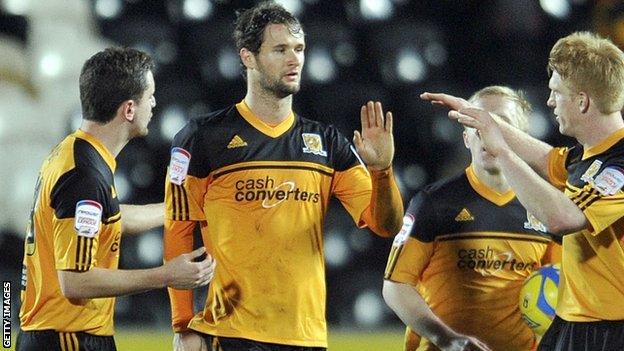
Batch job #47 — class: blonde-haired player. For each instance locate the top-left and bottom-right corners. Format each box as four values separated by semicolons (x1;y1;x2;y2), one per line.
384;86;560;351
422;31;624;351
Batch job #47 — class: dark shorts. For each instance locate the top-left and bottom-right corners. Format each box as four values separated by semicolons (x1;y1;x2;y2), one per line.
538;316;624;351
201;333;326;351
16;329;116;351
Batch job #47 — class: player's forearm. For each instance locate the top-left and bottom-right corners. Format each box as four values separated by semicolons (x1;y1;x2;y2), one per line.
58;266;168;299
498;149;587;235
120;203;164;235
382;280;456;347
496;117;553;178
164;219;196;331
366;167;404;237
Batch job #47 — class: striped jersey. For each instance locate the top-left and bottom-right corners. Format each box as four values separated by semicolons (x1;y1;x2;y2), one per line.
20;129;122;335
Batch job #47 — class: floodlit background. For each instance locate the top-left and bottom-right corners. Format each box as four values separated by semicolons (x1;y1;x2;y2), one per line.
0;0;620;349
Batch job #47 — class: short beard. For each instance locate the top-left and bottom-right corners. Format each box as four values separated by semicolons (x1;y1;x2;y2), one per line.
259;75;299;99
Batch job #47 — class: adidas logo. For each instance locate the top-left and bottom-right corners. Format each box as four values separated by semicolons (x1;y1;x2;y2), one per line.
455;208;474;221
227;135;248;149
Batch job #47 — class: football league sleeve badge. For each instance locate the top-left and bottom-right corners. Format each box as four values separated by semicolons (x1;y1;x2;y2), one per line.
593;166;624;196
169;147;191;185
74;200;103;237
392;214;415;247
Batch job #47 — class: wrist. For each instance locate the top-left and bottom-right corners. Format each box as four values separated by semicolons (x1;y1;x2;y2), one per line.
157;264;171;288
368;164;392;173
429;328;458;349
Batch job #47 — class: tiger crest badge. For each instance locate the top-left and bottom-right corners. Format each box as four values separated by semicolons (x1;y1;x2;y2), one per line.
302;133;327;157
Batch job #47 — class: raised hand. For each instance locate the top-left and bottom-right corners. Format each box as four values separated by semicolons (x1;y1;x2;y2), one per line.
353;101;394;170
164;247;216;290
450;107;509;158
420;92;473;112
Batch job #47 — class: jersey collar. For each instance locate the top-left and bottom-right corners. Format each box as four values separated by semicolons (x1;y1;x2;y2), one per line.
236;100;295;138
466;165;515;206
582;128;624;160
74;129;117;172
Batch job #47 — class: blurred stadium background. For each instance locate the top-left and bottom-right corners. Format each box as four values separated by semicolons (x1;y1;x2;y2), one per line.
0;0;621;350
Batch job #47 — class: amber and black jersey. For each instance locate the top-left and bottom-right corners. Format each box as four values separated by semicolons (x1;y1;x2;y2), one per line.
164;101;375;347
385;166;559;351
20;129;122;336
547;128;624;322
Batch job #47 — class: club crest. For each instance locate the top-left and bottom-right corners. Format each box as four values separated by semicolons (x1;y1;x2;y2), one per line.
302;133;327;157
524;212;548;233
581;160;602;183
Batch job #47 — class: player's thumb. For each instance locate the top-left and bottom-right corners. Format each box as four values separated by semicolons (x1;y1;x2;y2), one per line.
187;246;206;260
353;131;362;149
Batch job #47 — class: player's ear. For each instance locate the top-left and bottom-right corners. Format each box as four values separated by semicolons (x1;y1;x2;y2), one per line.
578;92;589;113
462;129;470;149
118;100;136;122
240;48;256;70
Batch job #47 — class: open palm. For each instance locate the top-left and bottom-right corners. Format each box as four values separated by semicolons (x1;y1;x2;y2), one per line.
353;101;394;170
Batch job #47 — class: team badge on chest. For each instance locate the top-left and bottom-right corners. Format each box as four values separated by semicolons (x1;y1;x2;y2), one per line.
302;133;327;157
524;212;548;233
581;160;602;183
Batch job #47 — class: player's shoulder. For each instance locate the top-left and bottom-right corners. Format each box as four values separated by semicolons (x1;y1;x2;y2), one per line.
405;173;467;220
54;166;107;192
72;139;115;178
417;172;469;201
401;174;468;242
195;105;237;126
296;114;338;134
603;136;624;161
174;104;237;143
565;144;583;166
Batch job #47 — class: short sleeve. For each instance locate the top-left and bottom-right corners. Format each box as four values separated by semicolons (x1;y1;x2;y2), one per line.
384;192;437;284
579;164;624;235
165;120;210;221
548;147;569;190
50;170;108;271
384;236;434;285
404;191;438;242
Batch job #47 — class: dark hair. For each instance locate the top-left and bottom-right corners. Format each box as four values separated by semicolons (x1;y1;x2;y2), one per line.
233;0;302;55
79;47;154;123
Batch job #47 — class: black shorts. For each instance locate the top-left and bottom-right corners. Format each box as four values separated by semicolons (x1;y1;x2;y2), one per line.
538;316;624;351
16;329;116;351
201;333;326;351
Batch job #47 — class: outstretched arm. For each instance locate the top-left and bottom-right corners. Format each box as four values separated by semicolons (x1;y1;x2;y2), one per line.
58;246;214;299
354;101;403;236
451;107;587;236
120;203;164;235
420;92;553;178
